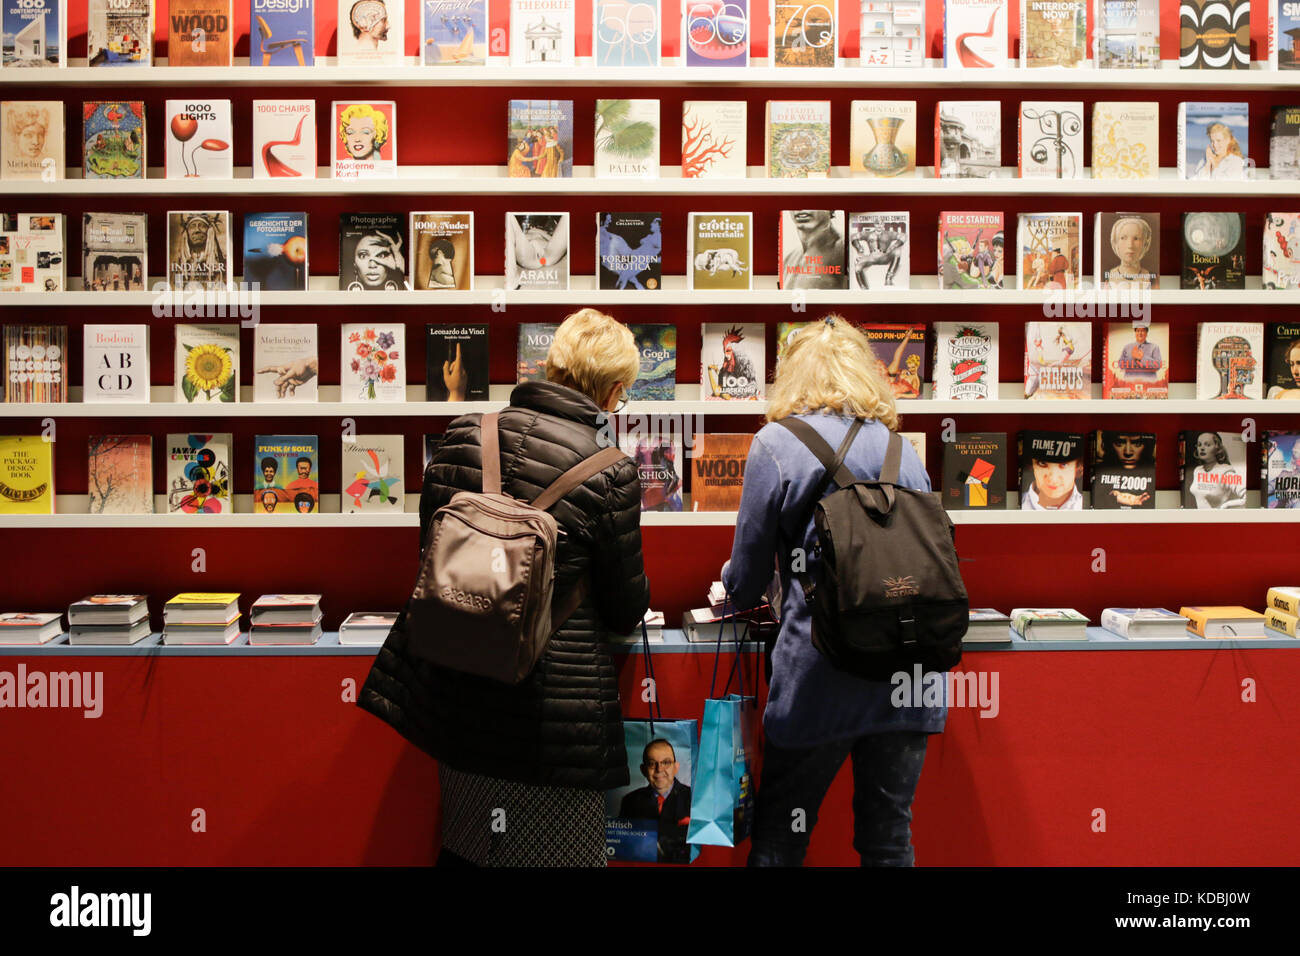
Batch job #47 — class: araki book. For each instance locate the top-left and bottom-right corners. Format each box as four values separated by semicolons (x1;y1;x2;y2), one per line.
253;323;318;402
83;101;145;180
425;324;488;400
932;322;998;400
167;0;233;66
165;433;231;514
82;212;146;292
1015;212;1082;290
252;100;316;178
174;324;238;404
253;435;319;514
410;212;473;290
701;323;763;401
505;212;569;290
779;209;846;290
87;435;152;514
252;0;314;65
332;101;397;179
848;211;909;289
243;212;309;292
1024;320;1091;399
167;211;231;291
83;325;149;403
597;212;662;290
681;101;746;179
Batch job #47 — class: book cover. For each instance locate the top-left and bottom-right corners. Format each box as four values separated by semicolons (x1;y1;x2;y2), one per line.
903;432;926;466
1010;608;1088;637
598;212;662;290
410;211;473;290
1266;320;1300;396
682;101;746;178
627;323;675;400
1180;430;1247;508
254;435;319;513
772;0;836;67
164;99;232;179
252;0;313;64
1273;0;1300;67
1091;430;1156;508
167;0;233;66
1091;102;1159;180
1019;0;1085;67
848;211;909;289
83;325;149;403
1100;607;1189;637
1181;212;1246;290
1;101;62;180
253;323;317;402
3;325;65;402
425;324;488;400
1267;585;1300;615
1180;0;1249;69
338;0;404;64
1263;213;1300;289
683;0;748;66
1097;0;1159;67
83;101;145;180
622;432;683;511
775;320;812;367
932;322;998;399
1196;321;1264;399
343;436;403;512
688;212;751;290
779;209;846;290
2;0;64;66
168;211;230;291
516;322;558;382
938;211;1005;289
1270;105;1300;180
1103;321;1169;399
594;99;660;179
509;0;576;65
339;212;408;290
1178;102;1250;180
422;0;488;64
332;101;396;179
505;212;569;290
87;435;152;513
243;212;308;292
765;100;831;179
1016;212;1082;290
0;213;63;292
943;0;1009;67
941;433;1008;509
165;433;231;513
341;323;405;401
1265;607;1299;635
507;99;574;178
82;212;146;291
850;100;917;177
0;435;53;513
701;323;763;400
1095;212;1160;290
252;100;316;178
1018;102;1083;178
1018;430;1084;510
595;0;658;65
1024;320;1091;399
175;324;238;404
860;0;925;65
87;0;151;66
861;323;924;399
690;433;753;510
935;101;1001;178
1264;431;1300;507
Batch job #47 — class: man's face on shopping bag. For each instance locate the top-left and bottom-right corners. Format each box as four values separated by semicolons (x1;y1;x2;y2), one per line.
641;741;678;795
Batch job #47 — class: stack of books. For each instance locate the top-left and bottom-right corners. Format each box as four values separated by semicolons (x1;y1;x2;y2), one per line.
0;612;63;645
163;592;241;645
250;594;323;645
68;594;151;645
683;581;777;643
613;609;666;643
339;611;399;646
1264;587;1300;637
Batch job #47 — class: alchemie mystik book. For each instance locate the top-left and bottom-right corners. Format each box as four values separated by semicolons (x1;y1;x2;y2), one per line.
88;435;152;513
2;0;64;67
253;323;317;402
87;0;151;66
1025;321;1091;399
1;101;63;180
598;213;661;290
594;99;659;179
244;212;309;292
426;324;488;400
83;212;146;291
343;436;403;512
175;324;238;404
252;0;314;65
168;0;233;66
83;101;145;180
168;211;231;291
682;101;745;178
84;325;149;403
411;212;473;290
848;212;909;289
779;210;846;290
1091;430;1156;509
701;323;763;400
254;435;319;513
942;434;1007;509
423;0;488;64
932;322;998;399
510;0;576;65
1016;213;1082;290
3;325;65;402
253;100;316;178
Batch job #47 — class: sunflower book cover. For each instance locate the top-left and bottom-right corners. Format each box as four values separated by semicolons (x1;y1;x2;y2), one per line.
174;324;238;404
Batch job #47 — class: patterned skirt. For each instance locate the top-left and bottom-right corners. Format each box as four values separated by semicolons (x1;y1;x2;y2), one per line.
438;764;608;867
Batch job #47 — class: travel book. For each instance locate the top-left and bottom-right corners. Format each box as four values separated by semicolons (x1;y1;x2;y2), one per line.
861;324;924;399
626;323;675;400
253;324;318;402
175;324;238;404
507;99;574;178
932;322;998;400
860;0;925;66
594;99;660;179
1265;320;1300;397
516;322;558;382
688;212;752;290
943;0;1009;67
0;435;53;513
337;0;403;64
682;0;747;65
165;433;231;514
1024;320;1091;400
332;101;397;179
848;212;909;289
1178;102;1250;181
1018;102;1084;178
941;433;1008;509
1018;431;1085;511
425;324;489;400
84;325;149;403
0;212;63;292
681;101;746;179
1272;0;1300;68
505;212;569;290
1182;212;1246;290
935;101;1001;178
410;211;473;290
771;0;836;67
1010;609;1088;640
252;100;316;178
701;323;763;401
597;213;662;290
938;211;1005;289
1102;321;1169;399
765;101;831;178
1271;105;1300;179
1264;431;1300;507
243;212;308;291
1091;102;1159;179
253;435;319;514
343;436;403;513
690;433;753;511
1180;0;1249;69
622;433;684;511
594;0;659;66
1;101;63;180
1016;212;1082;290
82;212;147;292
779;210;847;290
87;0;151;66
341;323;406;401
1100;608;1191;639
167;0;233;66
1019;0;1086;67
509;0;576;65
1263;213;1300;289
87;435;152;514
3;325;65;402
168;211;231;291
1094;212;1160;290
1196;321;1264;399
1091;430;1156;509
252;0;314;65
83;101;145;180
164;100;232;178
1179;430;1247;508
339;212;409;290
1097;0;1159;67
422;0;488;64
850;100;917;177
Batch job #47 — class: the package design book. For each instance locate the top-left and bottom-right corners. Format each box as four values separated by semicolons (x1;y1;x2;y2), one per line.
0;434;54;514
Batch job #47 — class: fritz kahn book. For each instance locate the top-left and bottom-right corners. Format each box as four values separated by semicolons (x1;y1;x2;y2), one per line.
1182;212;1246;290
1273;0;1300;67
509;0;576;65
1266;320;1300;396
1019;0;1085;67
1;102;62;180
517;322;558;382
1180;606;1266;638
341;323;405;401
932;322;998;400
1100;608;1191;639
83;101;145;180
594;99;660;179
1018;102;1083;178
164;100;232;179
0;213;63;292
507;99;574;178
425;324;488;400
1091;102;1159;180
850;100;917;177
594;0;659;66
168;211;230;291
848;212;909;289
1103;321;1169;399
779;210;846;290
938;211;1005;290
254;435;319;514
0;435;52;513
252;0;313;65
243;213;308;292
1264;431;1300;507
1095;212;1160;290
771;0;836;67
1271;106;1300;179
1097;0;1159;67
337;0;403;64
3;325;65;402
1196;321;1264;399
682;0;748;66
253;324;318;402
1018;431;1084;510
622;433;684;511
1010;608;1088;640
423;0;488;64
175;324;238;404
1268;585;1300;615
1091;430;1156;509
411;212;473;290
82;212;146;292
1179;430;1247;508
339;212;408;291
505;212;569;290
332;101;396;179
167;0;233;66
765;101;831;179
87;0;151;65
1024;321;1091;400
1180;0;1249;69
941;433;1008;509
2;0;64;66
860;0;925;65
343;436;403;512
861;324;924;399
701;323;763;401
627;323;675;400
165;433;231;514
690;433;753;511
1264;213;1300;289
935;101;1001;178
682;101;746;179
597;213;662;290
87;436;152;513
1016;213;1082;290
689;212;751;290
1178;102;1250;180
943;0;1009;67
252;100;316;178
84;325;149;403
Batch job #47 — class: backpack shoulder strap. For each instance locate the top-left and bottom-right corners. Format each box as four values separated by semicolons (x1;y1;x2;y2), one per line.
881;431;904;485
532;446;628;511
776;416;862;490
480;411;502;495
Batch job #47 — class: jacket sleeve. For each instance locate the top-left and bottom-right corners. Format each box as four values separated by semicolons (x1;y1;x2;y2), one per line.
721;435;785;612
589;455;651;636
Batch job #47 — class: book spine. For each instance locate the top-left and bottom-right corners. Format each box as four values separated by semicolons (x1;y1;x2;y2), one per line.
1178;103;1187;179
1266;587;1300;616
1100;608;1130;637
1265;607;1299;635
1019;0;1027;68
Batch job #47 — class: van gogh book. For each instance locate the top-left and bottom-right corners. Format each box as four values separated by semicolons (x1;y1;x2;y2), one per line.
343;436;403;512
175;324;238;404
701;323;763;400
82;212;146;292
517;322;558;382
167;0;233;66
505;212;569;290
594;99;660;179
1;101;62;180
243;212;308;292
682;101;746;178
772;0;836;67
688;212;751;290
337;0;403;64
164;100;232;179
595;0;658;66
860;0;924;66
932;322;998;399
332;101;397;179
765;101;831;178
341;324;406;401
848;212;909;289
252;0;313;64
83;101;145;180
253;435;318;513
410;211;473;290
0;435;54;513
88;0;152;66
165;433;231;514
422;0;488;64
1016;212;1082;290
84;325;149;403
167;211;231;291
2;0;65;67
682;0;748;66
598;213;662;290
3;325;65;402
253;324;317;402
627;323;675;400
509;0;576;65
252;100;316;178
425;324;488;400
850;100;917;177
87;436;152;514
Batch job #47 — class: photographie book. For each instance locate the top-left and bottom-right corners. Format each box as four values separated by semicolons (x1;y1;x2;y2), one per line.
1018;430;1084;510
0;212;63;292
410;211;473;290
1180;0;1249;69
337;0;403;64
83;101;145;180
848;212;909;289
87;435;152;514
1196;321;1264;399
339;212;408;291
932;322;998;399
862;324;924;399
332;101;396;179
1;102;63;180
254;435;319;514
1010;608;1088;641
622;432;683;511
1100;608;1191;639
1091;102;1159;180
772;0;836;67
850;100;917;177
1179;430;1247;508
688;212;752;290
1094;212;1160;290
1272;0;1300;67
1178;102;1250;180
165;433;231;514
83;325;148;403
594;99;660;179
1271;105;1300;179
1266;320;1300;396
82;212;146;292
779;210;846;290
422;0;487;64
252;100;316;178
425;324;488;400
597;212;662;290
167;0;233;66
1018;102;1083;178
943;0;1009;67
341;324;405;401
1103;321;1169;399
935;101;1001;178
253;323;317;402
516;322;558;382
1264;213;1300;289
701;323;763;401
690;433;753;511
1097;0;1159;67
252;0;314;64
860;0;925;65
1091;430;1156;509
343;436;403;513
1181;212;1246;290
3;325;65;402
505;212;569;290
938;211;1005;289
1019;0;1085;67
1024;320;1091;399
682;0;748;66
243;212;308;292
682;101;746;178
0;435;53;513
507;99;574;178
1264;431;1300;507
941;433;1008;509
627;323;675;400
509;0;576;65
168;211;231;291
594;0;658;65
765;100;831;178
175;324;238;404
87;0;151;65
163;100;231;179
2;0;64;67
1016;212;1082;290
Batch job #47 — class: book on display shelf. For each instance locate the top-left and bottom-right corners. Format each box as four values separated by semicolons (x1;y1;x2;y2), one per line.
87;435;152;514
339;611;399;645
1010;608;1088;640
1180;0;1249;70
509;0;576;66
1018;0;1086;68
164;99;232;179
516;322;558;383
1017;430;1084;511
422;0;488;64
426;324;489;400
594;99;660;179
70;619;152;646
935;101;1001;179
597;213;662;291
1178;430;1247;509
1263;215;1300;289
861;324;924;399
1264;608;1299;636
0;212;63;293
68;594;149;628
167;211;231;292
941;433;1007;510
1090;430;1156;510
339;213;409;291
778;209;846;290
167;0;233;67
690;433;753;511
931;322;998;400
341;324;405;402
1100;608;1192;639
771;0;836;68
701;323;763;401
84;325;149;403
0;612;62;644
1102;320;1169;400
1024;320;1091;400
1179;606;1266;638
87;0;152;66
1266;586;1300;616
682;0;748;66
860;0;925;66
688;212;751;290
1018;102;1083;179
252;0;314;65
505;212;569;290
1097;0;1159;68
1015;212;1082;290
253;324;317;402
1265;321;1300;395
83;102;146;181
82;213;147;292
243;213;309;292
1264;430;1300;508
964;608;1012;643
850;100;916;178
0;101;63;180
594;0;659;66
1094;212;1160;291
337;0;404;65
252;100;316;179
626;323;675;400
938;211;1005;289
507;100;574;179
1091;103;1159;180
332;101;397;180
342;436;404;513
681;101;746;179
1177;102;1250;182
410;212;473;291
765;101;831;179
943;0;1009;68
848;212;909;290
0;434;54;514
253;435;320;515
1195;321;1264;400
174;324;238;404
165;433;231;514
3;325;66;402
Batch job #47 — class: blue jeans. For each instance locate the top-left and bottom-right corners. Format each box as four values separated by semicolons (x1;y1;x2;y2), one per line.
748;731;929;867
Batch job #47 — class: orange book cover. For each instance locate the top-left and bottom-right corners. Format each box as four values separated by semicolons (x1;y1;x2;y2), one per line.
167;0;233;67
1179;605;1265;637
690;433;753;512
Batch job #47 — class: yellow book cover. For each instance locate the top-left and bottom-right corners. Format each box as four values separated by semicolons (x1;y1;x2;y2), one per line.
1179;605;1265;637
167;592;240;605
1091;103;1159;180
1265;587;1300;616
1264;608;1299;636
0;436;54;514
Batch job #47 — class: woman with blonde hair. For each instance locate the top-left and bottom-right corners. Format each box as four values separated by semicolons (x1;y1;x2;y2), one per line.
1194;122;1246;180
720;315;944;867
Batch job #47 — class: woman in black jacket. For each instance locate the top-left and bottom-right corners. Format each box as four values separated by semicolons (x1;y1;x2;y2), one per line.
359;308;651;867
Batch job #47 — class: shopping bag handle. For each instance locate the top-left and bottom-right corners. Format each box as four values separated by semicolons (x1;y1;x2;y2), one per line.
641;616;663;730
709;592;756;702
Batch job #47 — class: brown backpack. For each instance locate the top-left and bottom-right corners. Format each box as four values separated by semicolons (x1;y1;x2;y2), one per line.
405;412;627;684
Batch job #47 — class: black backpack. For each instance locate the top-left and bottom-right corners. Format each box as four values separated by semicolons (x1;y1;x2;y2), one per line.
777;417;968;681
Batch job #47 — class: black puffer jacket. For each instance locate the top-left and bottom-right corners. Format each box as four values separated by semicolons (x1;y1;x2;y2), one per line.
358;380;650;791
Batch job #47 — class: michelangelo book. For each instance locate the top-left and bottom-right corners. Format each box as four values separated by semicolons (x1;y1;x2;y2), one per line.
1;101;63;180
253;323;318;402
